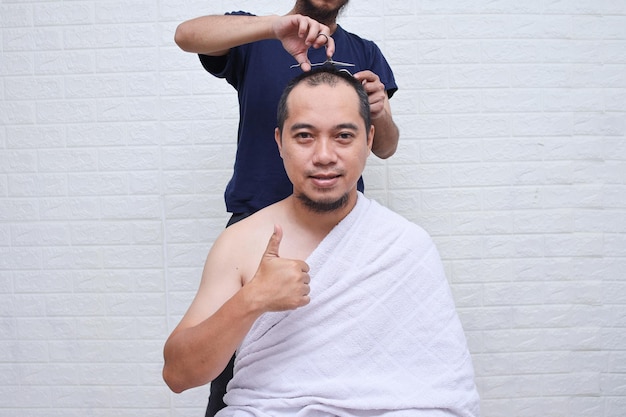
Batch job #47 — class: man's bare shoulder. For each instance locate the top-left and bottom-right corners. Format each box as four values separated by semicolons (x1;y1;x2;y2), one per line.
221;202;284;244
213;201;287;283
181;202;287;325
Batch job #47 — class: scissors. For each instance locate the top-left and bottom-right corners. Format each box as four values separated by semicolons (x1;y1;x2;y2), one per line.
290;58;356;70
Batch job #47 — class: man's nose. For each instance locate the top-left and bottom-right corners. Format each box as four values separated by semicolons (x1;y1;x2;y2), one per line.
312;138;337;165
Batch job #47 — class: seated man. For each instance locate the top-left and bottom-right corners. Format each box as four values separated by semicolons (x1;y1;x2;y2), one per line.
162;67;480;416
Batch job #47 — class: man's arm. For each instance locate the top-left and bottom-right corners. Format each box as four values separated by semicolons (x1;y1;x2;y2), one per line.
162;225;310;393
354;70;399;159
174;14;334;71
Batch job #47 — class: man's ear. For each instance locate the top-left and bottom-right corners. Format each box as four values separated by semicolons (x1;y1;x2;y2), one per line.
274;127;283;157
367;125;375;152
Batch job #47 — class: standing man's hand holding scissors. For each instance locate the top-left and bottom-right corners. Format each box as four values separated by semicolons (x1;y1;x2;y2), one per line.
272;14;335;72
175;13;334;71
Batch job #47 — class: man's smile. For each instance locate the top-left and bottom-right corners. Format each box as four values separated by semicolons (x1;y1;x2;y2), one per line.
309;172;342;188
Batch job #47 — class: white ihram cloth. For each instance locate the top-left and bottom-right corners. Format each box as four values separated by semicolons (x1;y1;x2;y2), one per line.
217;193;480;417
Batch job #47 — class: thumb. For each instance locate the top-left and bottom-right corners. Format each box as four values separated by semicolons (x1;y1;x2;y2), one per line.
292;53;312;72
263;224;282;258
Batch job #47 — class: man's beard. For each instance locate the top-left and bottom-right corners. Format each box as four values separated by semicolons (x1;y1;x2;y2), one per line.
298;0;349;25
296;191;350;213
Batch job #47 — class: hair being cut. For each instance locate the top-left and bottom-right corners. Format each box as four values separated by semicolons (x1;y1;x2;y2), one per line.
276;66;371;132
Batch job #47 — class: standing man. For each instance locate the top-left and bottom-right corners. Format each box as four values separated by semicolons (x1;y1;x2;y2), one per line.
174;0;399;221
163;67;479;416
174;2;399;414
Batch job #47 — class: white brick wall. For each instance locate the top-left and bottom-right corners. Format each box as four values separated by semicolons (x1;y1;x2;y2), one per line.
1;0;624;416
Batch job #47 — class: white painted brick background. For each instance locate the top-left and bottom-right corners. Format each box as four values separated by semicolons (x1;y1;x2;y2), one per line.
1;0;625;416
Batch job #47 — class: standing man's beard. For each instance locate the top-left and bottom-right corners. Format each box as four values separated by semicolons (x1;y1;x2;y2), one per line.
296;191;350;213
297;0;350;26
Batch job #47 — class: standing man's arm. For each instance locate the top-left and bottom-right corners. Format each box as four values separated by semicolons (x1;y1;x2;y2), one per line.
354;70;399;159
174;14;335;71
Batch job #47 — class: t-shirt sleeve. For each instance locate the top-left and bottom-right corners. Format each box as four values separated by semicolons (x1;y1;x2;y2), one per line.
197;11;255;79
369;42;398;99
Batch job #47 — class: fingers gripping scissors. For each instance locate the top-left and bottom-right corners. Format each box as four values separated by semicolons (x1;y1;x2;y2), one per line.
289;34;356;74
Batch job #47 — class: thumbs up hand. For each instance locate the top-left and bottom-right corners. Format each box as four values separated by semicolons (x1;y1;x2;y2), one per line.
246;225;311;312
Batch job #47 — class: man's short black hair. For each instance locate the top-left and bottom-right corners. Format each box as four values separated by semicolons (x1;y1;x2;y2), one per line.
276;66;371;132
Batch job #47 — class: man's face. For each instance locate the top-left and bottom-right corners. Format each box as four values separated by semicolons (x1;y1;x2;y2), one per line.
297;0;349;21
305;0;349;11
275;80;373;213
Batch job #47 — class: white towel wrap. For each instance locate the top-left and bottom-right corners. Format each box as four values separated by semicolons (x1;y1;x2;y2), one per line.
218;193;480;417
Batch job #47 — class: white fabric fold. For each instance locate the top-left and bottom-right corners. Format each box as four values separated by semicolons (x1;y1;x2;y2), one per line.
217;193;480;417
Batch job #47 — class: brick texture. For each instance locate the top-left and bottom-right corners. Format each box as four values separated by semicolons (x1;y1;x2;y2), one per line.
1;1;625;416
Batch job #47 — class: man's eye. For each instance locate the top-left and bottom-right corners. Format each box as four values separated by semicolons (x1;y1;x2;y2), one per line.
337;132;355;141
295;132;314;142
